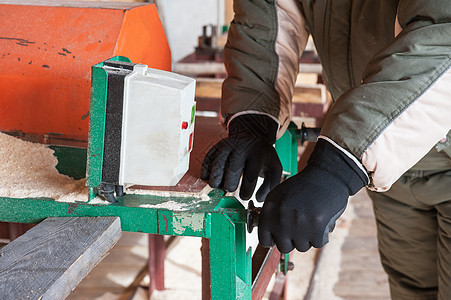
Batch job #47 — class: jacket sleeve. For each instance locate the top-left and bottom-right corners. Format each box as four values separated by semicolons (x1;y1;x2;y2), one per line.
320;1;451;191
221;0;309;137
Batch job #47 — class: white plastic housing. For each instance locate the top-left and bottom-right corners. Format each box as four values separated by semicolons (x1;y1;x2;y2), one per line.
119;64;196;186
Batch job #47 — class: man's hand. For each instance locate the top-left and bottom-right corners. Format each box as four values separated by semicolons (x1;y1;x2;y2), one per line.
200;114;282;202
258;139;368;253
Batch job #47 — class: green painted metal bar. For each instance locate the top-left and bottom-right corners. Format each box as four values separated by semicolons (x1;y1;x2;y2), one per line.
274;123;299;284
275;121;299;178
209;196;252;299
87;62;108;188
87;56;131;190
209;212;237;299
0;189;225;236
209;211;252;299
0;192;252;300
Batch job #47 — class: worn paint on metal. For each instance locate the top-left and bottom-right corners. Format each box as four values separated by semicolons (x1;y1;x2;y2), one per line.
172;212;204;235
275;122;299;177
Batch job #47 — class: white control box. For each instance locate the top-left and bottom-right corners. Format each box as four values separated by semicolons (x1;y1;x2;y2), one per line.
119;65;196;186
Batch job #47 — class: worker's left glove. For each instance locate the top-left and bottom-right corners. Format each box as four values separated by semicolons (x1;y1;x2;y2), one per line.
200;114;282;202
258;139;368;253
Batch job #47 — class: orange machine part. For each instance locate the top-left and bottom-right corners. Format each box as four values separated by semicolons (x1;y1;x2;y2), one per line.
0;1;171;142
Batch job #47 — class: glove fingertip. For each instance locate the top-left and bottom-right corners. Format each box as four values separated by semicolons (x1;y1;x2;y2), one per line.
208;167;225;188
223;182;238;193
240;178;258;200
258;230;274;248
274;238;294;254
255;187;269;203
223;169;243;193
200;166;210;180
239;188;252;200
294;241;312;252
209;175;223;189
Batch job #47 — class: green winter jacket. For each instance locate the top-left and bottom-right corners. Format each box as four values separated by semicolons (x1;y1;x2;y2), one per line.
221;0;451;191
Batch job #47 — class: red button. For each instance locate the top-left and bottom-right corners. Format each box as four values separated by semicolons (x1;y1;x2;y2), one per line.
182;121;188;129
189;133;193;152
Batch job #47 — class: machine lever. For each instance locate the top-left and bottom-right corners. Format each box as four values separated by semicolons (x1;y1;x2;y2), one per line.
298;122;321;145
246;124;321;233
98;183;124;203
247;200;262;233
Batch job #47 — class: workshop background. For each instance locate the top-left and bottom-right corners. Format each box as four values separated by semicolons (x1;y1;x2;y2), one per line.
0;0;391;299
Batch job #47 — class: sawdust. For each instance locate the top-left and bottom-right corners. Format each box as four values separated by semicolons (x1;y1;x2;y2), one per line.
0;132;89;202
0;132;208;207
127;186;212;210
126;185;212;201
138;197;210;211
139;200;192;210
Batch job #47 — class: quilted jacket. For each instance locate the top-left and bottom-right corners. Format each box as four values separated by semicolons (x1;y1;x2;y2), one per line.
221;0;451;191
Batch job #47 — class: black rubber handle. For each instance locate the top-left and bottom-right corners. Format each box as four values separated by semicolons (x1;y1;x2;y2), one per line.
247;200;262;233
299;122;321;145
246;123;320;232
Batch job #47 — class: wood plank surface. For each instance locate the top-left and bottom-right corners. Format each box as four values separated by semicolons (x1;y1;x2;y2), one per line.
195;78;223;99
305;190;390;300
0;217;122;300
195;78;328;104
252;246;282;300
67;232;149;300
333;191;390;300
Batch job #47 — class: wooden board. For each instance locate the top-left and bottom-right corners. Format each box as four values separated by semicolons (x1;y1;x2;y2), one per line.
292;84;329;104
0;217;122;300
195;78;223;99
195;78;329;104
67;232;149;300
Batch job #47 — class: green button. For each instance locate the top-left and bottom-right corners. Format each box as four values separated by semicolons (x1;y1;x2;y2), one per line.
191;104;196;124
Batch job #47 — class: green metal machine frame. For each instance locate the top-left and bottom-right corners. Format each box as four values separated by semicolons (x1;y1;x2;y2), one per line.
0;118;298;299
0;124;299;299
0;189;252;298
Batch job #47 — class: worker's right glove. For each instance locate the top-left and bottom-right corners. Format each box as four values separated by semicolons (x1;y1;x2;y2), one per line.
258;139;368;253
200;114;282;202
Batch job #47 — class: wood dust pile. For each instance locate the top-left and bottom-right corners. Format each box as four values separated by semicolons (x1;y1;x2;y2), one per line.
0;132;88;202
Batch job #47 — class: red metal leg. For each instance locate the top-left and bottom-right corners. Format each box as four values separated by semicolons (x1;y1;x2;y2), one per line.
201;237;211;300
8;223;34;241
148;234;166;297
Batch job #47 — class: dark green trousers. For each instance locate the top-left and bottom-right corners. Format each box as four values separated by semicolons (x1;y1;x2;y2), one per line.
368;166;451;300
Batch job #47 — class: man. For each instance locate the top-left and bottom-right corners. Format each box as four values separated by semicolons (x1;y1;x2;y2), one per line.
200;1;451;299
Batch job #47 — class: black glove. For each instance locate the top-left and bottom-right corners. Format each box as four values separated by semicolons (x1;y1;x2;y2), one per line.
258;139;368;253
200;114;282;202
